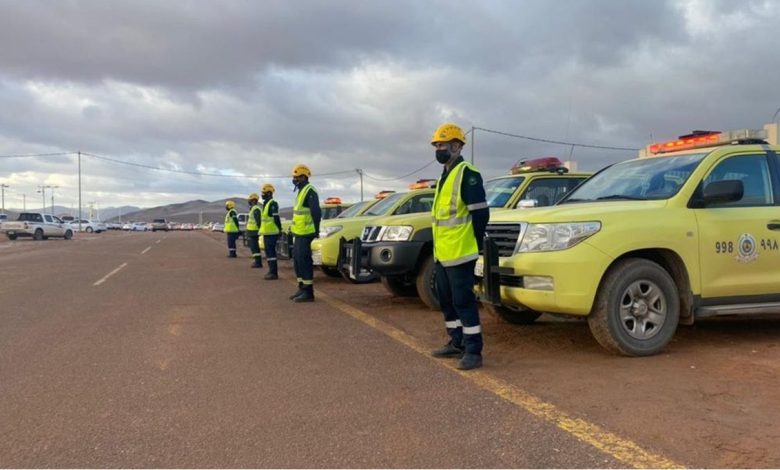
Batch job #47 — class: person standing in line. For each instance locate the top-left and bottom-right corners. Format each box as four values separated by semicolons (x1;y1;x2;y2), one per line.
224;200;240;258
260;183;282;280
428;123;490;370
246;193;263;268
289;164;321;302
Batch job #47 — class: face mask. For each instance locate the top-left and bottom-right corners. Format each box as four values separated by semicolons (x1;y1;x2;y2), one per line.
292;178;298;189
435;148;452;164
262;193;271;201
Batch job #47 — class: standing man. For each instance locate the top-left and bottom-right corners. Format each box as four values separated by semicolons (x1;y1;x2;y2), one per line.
289;164;321;302
260;183;283;280
429;123;490;370
246;193;263;268
224;200;240;258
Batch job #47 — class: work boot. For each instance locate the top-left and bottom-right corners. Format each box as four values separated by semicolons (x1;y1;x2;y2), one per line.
293;287;314;303
289;284;304;299
227;253;237;258
457;353;483;371
431;343;465;358
251;260;262;268
264;272;278;280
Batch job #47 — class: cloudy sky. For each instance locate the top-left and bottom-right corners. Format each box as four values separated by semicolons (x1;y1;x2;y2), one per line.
0;0;778;210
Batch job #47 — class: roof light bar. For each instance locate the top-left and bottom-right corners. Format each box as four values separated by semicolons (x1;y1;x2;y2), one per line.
408;179;437;190
647;128;768;155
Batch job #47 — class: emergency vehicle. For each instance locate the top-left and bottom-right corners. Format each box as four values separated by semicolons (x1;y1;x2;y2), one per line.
478;123;780;356
346;158;591;309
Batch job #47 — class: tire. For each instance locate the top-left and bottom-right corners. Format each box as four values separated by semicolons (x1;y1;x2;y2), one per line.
86;226;93;233
588;258;680;357
381;275;418;297
8;234;17;240
33;229;44;241
320;266;342;278
64;230;73;240
415;254;440;310
484;303;542;325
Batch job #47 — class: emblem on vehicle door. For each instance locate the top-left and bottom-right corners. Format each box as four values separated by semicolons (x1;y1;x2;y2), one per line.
736;233;758;263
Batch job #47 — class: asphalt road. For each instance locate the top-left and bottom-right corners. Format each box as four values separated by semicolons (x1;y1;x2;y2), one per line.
1;230;778;468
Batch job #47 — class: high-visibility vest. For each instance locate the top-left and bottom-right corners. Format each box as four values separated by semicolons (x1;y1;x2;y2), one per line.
432;161;481;267
224;209;239;233
292;184;318;236
247;205;261;231
260;199;280;235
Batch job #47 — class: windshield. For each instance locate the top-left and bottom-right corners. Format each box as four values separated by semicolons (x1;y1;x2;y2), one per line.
485;176;524;208
563;153;707;202
321;206;344;220
337;200;372;218
362;192;407;216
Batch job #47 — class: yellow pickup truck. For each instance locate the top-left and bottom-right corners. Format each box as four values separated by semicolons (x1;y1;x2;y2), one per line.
479;123;780;356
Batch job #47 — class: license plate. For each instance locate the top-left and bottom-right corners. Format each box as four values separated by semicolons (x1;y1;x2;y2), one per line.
312;250;322;266
474;258;484;277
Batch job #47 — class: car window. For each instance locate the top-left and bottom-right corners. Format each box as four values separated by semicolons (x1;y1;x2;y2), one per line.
393;193;435;215
53;216;63;223
44;215;53;223
485;176;524;208
516;178;586;208
703;154;774;207
363;192;407;216
322;206;342;220
336;201;371;218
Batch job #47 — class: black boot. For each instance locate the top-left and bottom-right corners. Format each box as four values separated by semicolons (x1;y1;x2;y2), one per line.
227;252;237;258
289;283;304;300
293;286;314;303
457;353;483;370
431;343;465;358
251;259;262;268
264;272;278;280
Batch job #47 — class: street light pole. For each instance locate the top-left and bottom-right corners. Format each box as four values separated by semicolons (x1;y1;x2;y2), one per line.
48;185;59;215
356;169;364;201
0;184;8;214
37;185;46;213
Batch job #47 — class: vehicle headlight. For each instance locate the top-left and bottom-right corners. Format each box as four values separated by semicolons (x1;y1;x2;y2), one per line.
380;225;413;241
320;225;343;238
518;222;601;252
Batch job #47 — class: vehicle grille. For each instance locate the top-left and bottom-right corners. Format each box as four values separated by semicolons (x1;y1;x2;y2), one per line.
485;223;525;257
361;225;382;242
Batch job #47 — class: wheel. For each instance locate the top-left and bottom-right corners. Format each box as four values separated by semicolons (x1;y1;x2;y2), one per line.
320;266;342;278
415;254;440;310
588;258;680;356
484;303;541;324
381;275;418;297
86;226;93;233
33;229;44;241
64;230;73;240
8;234;17;240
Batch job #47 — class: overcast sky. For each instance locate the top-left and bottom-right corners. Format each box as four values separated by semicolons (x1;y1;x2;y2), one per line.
0;0;778;210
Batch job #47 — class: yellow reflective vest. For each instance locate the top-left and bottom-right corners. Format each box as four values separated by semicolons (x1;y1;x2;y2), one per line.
260;199;280;235
224;209;239;233
247;205;261;231
292;184;317;236
432;161;480;267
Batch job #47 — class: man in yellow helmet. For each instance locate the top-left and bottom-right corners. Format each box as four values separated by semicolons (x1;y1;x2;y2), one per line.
429;123;490;370
260;183;282;280
246;193;263;268
289;164;321;302
224;200;240;258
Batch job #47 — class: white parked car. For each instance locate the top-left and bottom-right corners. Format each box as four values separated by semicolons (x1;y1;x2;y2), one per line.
131;222;148;231
122;223;132;231
71;219;105;233
212;223;224;232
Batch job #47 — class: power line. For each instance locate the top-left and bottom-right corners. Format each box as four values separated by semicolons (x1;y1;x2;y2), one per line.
474;126;639;151
0;152;75;159
362;160;437;182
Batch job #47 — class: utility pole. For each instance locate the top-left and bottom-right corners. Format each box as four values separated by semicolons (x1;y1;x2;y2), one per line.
22;193;26;211
49;185;59;215
356;169;364;201
37;185;46;213
0;184;8;214
78;151;82;232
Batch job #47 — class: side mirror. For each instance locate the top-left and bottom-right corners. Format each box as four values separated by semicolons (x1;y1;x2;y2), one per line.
517;199;538;208
702;180;744;206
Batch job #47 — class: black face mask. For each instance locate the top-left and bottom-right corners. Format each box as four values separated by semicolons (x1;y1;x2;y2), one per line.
435;148;452;164
262;193;271;201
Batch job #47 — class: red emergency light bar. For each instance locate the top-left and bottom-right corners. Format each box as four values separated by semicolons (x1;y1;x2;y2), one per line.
648;131;721;154
408;179;437;190
323;197;343;205
511;157;567;174
374;190;395;199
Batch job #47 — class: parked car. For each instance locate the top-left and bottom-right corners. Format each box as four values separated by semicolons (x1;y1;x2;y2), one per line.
151;219;169;232
212;223;224;232
131;222;148;231
71;219;105;233
0;212;73;240
0;213;7;226
122;223;132;230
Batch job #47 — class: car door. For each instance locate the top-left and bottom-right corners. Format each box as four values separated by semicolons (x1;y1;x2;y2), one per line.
43;214;62;236
694;152;780;300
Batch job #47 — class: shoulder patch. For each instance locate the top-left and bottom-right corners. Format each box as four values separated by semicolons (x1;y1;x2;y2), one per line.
468;175;479;186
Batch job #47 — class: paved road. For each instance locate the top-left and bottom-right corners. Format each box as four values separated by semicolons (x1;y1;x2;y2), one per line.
1;231;778;468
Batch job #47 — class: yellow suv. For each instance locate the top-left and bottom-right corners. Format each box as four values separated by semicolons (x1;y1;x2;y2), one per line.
479;123;780;356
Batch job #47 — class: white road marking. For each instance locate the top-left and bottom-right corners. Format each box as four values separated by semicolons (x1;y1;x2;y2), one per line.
156;239;161;244
141;246;152;254
93;262;128;286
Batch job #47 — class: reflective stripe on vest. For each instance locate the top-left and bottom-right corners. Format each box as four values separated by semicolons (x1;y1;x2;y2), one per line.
432;161;479;267
247;205;261;231
260;199;280;235
291;184;317;236
224;209;239;233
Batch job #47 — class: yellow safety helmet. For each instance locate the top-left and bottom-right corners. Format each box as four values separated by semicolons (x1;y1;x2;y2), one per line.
431;123;467;146
225;200;235;209
292;164;312;178
248;192;259;201
262;183;276;193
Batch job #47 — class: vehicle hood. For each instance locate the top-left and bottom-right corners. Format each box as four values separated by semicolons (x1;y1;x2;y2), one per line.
489;200;669;224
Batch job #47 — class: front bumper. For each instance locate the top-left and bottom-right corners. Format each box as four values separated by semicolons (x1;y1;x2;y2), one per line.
478;238;612;316
311;235;341;267
359;240;426;276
